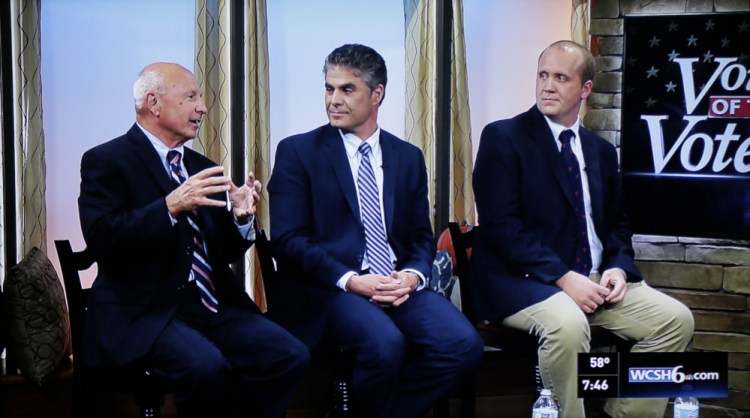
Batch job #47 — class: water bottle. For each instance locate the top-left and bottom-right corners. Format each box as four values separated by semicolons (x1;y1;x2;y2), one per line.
532;388;559;418
674;397;699;418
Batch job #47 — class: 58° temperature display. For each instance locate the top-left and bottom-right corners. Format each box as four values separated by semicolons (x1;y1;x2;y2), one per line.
578;353;619;398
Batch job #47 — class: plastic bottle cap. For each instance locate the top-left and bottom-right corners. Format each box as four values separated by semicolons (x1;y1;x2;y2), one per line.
540;389;552;396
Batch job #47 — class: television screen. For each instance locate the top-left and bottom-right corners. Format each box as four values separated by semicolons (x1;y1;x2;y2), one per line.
621;13;750;239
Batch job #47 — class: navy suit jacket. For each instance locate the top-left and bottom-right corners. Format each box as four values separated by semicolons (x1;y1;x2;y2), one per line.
78;124;257;367
267;124;435;347
471;106;642;322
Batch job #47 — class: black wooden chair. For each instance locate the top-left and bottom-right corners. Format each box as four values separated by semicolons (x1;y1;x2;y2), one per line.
254;229;353;417
54;240;169;418
444;222;633;417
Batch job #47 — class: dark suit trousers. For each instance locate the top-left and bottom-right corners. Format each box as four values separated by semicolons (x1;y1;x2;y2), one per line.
323;289;483;418
149;284;310;418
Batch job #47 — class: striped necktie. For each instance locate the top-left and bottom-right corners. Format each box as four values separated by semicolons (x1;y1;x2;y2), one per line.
559;130;592;275
357;142;393;276
167;150;219;312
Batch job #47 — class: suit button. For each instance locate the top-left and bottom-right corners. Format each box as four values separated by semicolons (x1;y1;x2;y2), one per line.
177;283;185;291
356;254;363;262
186;246;192;255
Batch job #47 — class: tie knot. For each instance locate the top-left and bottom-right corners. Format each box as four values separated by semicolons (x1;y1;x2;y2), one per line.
559;129;575;145
167;150;182;166
358;142;372;157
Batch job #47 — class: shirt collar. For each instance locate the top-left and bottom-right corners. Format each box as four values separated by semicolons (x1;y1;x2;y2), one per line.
340;126;381;158
136;122;186;161
543;115;581;144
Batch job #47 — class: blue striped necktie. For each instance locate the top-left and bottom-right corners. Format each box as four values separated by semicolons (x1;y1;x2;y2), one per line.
167;150;219;312
357;142;393;276
559;130;592;275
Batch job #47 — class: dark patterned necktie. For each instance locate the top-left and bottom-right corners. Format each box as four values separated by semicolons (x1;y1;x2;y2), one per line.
167;150;219;312
559;130;592;275
357;142;393;276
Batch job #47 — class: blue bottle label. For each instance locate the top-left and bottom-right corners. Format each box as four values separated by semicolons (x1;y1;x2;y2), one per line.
674;404;699;418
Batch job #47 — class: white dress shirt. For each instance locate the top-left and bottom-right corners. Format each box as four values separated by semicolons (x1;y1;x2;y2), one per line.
336;128;426;291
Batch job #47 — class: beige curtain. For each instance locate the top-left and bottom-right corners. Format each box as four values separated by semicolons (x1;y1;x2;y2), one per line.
5;0;47;275
572;0;590;119
404;0;475;228
194;0;232;165
244;1;271;311
195;0;270;309
449;0;475;226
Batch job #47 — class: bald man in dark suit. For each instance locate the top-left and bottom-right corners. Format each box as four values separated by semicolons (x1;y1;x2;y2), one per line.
471;41;694;418
78;62;308;418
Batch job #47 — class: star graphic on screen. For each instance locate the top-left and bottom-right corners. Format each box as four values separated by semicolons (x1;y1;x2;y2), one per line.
665;81;677;93
646;66;660;78
721;37;731;48
667;50;680;61
705;19;716;31
645;97;657;108
649;36;661;47
739;21;750;33
687;35;698;46
627;56;639;67
668;21;679;32
739;52;750;63
703;50;714;63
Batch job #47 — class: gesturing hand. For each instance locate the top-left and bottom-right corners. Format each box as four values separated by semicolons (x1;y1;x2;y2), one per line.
166;166;231;216
229;171;262;224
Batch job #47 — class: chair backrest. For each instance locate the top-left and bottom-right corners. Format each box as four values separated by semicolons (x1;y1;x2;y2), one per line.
254;229;279;311
447;222;478;324
54;240;95;368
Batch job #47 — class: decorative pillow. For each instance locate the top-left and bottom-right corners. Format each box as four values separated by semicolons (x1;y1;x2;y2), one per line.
431;249;457;299
2;247;71;385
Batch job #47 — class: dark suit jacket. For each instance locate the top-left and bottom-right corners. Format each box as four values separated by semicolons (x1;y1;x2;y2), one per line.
471;106;642;322
267;124;435;347
78;124;257;368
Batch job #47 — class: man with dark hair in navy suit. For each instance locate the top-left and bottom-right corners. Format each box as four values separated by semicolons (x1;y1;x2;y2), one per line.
78;62;308;418
268;44;483;418
471;40;694;418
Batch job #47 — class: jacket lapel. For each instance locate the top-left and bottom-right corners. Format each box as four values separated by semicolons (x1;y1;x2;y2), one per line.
580;128;605;232
525;107;578;209
127;124;175;195
380;131;398;236
322;125;360;216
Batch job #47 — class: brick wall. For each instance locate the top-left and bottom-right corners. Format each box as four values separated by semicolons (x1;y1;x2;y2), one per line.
587;1;750;417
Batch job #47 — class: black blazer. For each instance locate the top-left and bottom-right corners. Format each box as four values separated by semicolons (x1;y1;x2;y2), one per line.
78;124;257;367
267;124;435;347
471;106;641;322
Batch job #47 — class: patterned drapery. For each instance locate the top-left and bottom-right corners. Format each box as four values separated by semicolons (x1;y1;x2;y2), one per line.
3;0;47;282
449;0;475;226
243;1;271;311
194;0;270;309
194;0;231;166
404;0;475;227
572;0;590;119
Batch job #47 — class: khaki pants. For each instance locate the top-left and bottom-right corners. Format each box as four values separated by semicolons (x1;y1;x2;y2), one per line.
503;279;694;418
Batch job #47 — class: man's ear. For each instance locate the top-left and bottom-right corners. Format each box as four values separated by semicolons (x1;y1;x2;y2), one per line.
581;80;593;100
147;92;160;116
372;84;385;106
